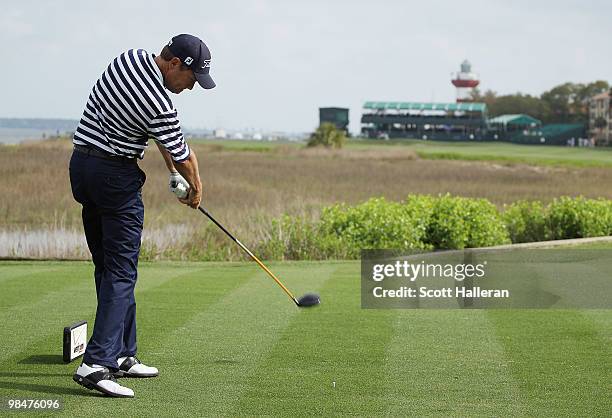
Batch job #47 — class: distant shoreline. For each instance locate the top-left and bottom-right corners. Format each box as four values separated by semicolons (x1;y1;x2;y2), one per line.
0;128;71;144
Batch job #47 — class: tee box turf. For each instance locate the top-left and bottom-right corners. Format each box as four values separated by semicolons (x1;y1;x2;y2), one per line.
63;321;87;363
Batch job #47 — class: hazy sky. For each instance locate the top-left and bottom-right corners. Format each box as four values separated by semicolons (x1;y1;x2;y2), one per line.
1;0;610;133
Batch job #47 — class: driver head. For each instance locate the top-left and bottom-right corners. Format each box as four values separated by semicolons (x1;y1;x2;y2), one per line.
297;293;320;308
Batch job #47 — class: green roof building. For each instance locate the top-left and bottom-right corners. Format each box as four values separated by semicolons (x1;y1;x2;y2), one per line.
361;101;488;140
360;102;586;144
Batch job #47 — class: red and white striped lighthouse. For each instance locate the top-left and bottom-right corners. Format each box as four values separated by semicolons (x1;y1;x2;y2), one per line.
451;60;480;102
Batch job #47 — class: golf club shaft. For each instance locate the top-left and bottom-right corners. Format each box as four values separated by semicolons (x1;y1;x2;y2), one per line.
198;206;299;305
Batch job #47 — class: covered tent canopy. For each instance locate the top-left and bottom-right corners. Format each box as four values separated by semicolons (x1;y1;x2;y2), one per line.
489;114;542;127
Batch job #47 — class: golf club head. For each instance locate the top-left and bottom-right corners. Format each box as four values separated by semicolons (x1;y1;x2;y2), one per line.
296;293;320;308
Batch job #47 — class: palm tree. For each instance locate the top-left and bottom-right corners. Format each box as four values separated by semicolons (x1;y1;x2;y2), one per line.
307;123;346;149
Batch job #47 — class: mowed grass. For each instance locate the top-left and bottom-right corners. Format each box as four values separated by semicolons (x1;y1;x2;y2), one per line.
348;138;612;168
193;137;612;168
0;261;610;416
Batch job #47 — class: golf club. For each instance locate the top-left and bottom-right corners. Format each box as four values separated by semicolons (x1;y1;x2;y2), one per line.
170;179;319;307
197;206;320;308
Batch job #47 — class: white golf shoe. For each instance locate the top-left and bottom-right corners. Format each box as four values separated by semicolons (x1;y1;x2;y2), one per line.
115;356;159;378
73;363;134;398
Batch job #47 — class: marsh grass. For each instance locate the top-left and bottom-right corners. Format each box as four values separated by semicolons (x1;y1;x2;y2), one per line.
3;139;612;259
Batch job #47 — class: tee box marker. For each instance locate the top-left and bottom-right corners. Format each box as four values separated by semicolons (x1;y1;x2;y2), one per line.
63;321;87;363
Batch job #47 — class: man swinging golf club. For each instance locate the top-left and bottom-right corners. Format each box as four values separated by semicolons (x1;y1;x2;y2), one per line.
69;34;214;398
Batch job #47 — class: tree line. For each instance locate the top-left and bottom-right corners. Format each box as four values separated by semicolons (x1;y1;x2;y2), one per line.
470;81;610;124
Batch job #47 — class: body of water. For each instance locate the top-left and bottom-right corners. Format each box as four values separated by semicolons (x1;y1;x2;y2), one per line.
0;128;69;144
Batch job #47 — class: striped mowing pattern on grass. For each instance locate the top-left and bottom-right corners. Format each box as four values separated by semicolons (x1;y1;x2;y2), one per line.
0;261;610;416
383;311;525;416
488;311;612;416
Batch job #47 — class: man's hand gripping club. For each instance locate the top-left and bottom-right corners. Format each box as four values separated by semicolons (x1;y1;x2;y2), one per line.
169;172;190;199
156;141;202;208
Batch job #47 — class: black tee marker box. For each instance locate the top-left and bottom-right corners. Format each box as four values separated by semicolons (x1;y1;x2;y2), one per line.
63;321;87;363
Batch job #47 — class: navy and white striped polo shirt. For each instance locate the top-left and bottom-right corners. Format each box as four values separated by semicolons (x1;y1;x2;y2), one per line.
73;49;190;162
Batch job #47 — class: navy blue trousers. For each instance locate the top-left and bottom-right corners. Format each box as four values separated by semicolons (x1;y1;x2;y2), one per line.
69;151;146;370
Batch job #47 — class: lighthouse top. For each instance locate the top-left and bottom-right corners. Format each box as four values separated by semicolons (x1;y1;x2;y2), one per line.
460;60;472;73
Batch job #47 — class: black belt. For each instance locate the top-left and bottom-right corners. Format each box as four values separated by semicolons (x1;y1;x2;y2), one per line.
74;144;137;163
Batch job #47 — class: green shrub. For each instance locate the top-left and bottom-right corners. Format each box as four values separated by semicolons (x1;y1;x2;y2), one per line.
319;197;432;255
503;200;547;243
425;194;510;249
547;196;612;239
404;194;436;242
257;195;612;261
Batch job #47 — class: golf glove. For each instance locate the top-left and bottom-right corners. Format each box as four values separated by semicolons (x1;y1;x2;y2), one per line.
169;172;189;199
